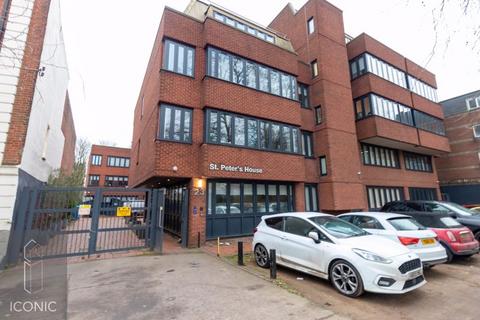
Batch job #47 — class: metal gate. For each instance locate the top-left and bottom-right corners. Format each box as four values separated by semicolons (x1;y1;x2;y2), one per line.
163;185;188;247
5;187;164;265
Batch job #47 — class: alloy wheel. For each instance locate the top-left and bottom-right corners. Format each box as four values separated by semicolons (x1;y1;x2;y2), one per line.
331;263;359;295
254;244;269;268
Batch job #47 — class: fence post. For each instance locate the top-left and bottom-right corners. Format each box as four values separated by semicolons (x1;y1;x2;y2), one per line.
237;241;244;266
270;249;277;279
4;188;32;266
149;189;158;251
88;188;102;256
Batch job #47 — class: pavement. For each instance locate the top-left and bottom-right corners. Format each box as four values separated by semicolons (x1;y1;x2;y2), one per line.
67;252;348;320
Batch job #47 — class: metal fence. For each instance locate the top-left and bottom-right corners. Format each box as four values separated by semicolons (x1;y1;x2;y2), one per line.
5;187;164;265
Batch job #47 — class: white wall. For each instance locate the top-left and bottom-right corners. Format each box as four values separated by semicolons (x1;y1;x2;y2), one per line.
0;0;35;227
20;0;69;183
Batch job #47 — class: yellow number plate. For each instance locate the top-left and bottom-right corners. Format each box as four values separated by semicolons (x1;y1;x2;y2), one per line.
421;238;435;245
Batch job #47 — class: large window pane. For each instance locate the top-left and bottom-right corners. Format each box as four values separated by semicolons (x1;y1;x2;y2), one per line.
282;127;291;152
173;109;182;140
256;184;266;213
208;111;218;142
270;71;280;95
164;40;195;77
279;185;288;212
160;104;192;143
234;117;245;146
259;66;269;92
218;52;231;81
281;74;292;99
260;122;269;149
271;124;281;150
268;185;277;213
215;183;227;214
246;62;257;88
163;107;171;139
220;114;233;144
233;57;245;85
230;184;241;214
244;184;254;214
247;120;258;148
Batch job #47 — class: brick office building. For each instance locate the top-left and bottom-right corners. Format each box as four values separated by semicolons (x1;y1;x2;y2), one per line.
436;90;480;205
130;0;450;246
86;145;131;188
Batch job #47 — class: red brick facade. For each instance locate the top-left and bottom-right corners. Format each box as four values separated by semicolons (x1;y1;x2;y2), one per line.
130;0;449;247
2;0;52;165
60;92;76;175
86;145;131;188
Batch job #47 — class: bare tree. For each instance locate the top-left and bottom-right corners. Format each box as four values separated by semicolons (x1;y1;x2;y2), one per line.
48;137;90;187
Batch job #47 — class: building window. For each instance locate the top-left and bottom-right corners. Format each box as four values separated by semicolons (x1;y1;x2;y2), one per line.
162;39;195;77
207;47;296;100
91;155;102;166
207;181;294;215
104;176;128;187
311;60;318;78
315;106;322;124
473;124;480;138
307;17;315;34
136;140;140;165
88;175;100;187
298;84;309;108
350;53;407;89
355;94;414;126
466;96;480;110
409;187;437;201
361;144;399;168
302;131;314;157
304;184;318;212
319;156;327;176
107;156;130;168
206;109;300;154
404;152;433;172
367;186;404;210
159;104;192;143
407;75;438;102
213;11;275;44
413;110;445;135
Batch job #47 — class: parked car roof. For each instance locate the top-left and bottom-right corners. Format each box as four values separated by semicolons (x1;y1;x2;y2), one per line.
341;211;411;219
261;212;332;219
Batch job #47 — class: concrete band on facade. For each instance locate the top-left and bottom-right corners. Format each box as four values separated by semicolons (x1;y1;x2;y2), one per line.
130;0;450;247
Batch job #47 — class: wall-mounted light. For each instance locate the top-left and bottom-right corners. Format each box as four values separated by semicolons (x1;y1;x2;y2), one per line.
172;165;178;172
193;177;206;196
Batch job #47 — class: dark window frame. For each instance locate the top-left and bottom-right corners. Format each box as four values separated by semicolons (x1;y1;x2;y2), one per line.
104;175;129;187
404;151;433;172
88;174;100;187
206;46;297;101
307;17;315;34
106;156;130;168
301;131;314;158
205;108;301;155
360;143;400;169
315;106;322;124
304;184;319;212
319;156;327;176
162;38;195;77
159;103;193;144
311;59;319;78
298;83;310;108
366;186;405;210
408;187;438;201
91;154;102;166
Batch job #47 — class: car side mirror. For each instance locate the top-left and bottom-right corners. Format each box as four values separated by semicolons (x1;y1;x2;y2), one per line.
308;231;320;244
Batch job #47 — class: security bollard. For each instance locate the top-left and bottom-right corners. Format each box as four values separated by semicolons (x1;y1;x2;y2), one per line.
270;249;277;279
238;241;244;266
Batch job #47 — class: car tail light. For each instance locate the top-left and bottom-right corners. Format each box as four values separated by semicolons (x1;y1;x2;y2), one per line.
446;231;457;242
253;227;258;234
398;236;420;246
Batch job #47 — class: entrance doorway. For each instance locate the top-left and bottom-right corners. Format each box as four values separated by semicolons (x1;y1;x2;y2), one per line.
163;184;189;247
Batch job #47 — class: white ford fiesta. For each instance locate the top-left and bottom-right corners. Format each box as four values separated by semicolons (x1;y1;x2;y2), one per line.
253;212;426;297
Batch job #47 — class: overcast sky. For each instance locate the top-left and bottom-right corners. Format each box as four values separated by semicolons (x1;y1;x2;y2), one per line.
60;0;480;148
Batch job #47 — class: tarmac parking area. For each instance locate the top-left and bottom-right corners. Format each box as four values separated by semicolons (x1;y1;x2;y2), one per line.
244;253;480;320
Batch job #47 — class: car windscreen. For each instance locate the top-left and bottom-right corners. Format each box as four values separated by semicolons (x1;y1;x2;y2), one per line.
309;216;368;238
387;217;426;231
443;202;479;216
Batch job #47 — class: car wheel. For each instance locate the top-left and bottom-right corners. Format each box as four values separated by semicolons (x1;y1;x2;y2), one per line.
475;231;480;242
440;243;454;263
254;244;270;268
329;260;364;298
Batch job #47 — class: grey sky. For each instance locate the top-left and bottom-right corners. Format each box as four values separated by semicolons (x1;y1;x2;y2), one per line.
60;0;480;148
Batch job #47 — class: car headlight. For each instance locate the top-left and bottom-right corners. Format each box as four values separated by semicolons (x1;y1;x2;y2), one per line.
352;248;393;264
